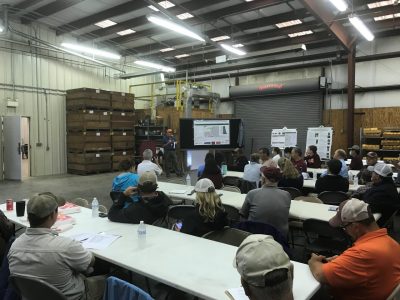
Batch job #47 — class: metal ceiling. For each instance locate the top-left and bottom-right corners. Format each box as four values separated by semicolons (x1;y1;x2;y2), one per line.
5;0;400;75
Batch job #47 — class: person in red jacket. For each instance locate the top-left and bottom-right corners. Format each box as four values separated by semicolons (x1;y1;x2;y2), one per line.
304;145;322;168
291;147;307;173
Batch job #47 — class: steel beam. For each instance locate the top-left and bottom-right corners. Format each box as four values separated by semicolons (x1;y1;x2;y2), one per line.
347;46;356;148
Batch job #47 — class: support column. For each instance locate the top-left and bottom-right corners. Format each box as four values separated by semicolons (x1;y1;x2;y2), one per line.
347;46;356;147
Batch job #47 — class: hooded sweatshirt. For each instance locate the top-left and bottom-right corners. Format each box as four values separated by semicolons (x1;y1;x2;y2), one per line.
111;172;139;202
108;191;172;224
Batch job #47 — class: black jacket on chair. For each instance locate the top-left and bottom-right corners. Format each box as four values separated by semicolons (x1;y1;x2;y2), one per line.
181;207;228;237
363;178;400;227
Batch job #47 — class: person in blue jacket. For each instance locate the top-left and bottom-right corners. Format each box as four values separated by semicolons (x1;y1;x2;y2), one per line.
112;160;139;203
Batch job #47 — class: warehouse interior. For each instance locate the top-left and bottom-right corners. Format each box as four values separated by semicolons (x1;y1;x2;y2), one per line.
0;0;400;298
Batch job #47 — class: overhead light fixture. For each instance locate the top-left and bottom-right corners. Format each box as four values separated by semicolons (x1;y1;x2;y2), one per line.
177;12;194;20
148;5;159;11
158;1;175;9
288;30;313;38
221;43;246;56
374;13;400;21
245;0;254;2
61;43;121;60
233;43;244;48
301;44;307;51
349;15;374;41
147;15;205;42
0;26;3;33
160;47;174;52
368;0;395;9
276;19;302;28
117;29;136;36
328;0;348;11
94;19;117;28
210;35;230;42
175;53;190;58
134;60;175;72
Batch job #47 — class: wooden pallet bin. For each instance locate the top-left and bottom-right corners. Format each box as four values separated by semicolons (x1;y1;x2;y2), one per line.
67;131;111;152
66;88;111;110
67;110;111;131
111;92;135;111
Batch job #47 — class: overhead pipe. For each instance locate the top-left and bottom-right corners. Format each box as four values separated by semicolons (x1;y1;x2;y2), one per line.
8;26;126;73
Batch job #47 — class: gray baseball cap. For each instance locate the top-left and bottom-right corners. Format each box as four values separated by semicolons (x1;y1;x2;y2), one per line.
27;194;58;218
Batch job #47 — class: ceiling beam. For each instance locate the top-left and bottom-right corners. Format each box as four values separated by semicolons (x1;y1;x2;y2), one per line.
80;0;227;41
55;0;148;35
20;0;85;24
120;8;310;55
300;0;354;51
13;0;46;11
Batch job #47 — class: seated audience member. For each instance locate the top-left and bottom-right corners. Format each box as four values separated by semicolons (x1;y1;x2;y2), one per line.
258;147;277;168
315;159;349;194
197;153;215;177
351;170;373;199
278;157;304;190
228;148;249;172
180;179;228;237
272;147;281;165
283;147;293;159
308;199;400;300
199;158;224;189
349;145;363;170
396;161;400;186
304;145;322;168
235;235;294;300
112;159;139;202
214;151;225;169
321;149;348;178
291;147;307;173
363;163;400;227
137;149;162;176
108;171;172;224
357;152;378;184
243;153;262;184
240;167;291;237
8;194;104;300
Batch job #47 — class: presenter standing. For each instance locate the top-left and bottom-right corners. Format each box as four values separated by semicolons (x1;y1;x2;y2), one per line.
163;128;182;178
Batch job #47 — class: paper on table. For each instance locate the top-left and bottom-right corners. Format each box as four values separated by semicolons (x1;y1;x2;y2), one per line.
70;233;94;242
225;287;249;300
82;233;121;250
169;190;189;194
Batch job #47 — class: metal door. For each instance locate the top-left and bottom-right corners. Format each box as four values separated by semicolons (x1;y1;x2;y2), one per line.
3;116;22;180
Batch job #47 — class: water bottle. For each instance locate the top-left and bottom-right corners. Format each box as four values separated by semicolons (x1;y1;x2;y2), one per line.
354;175;359;188
137;221;146;239
186;174;191;186
91;197;99;218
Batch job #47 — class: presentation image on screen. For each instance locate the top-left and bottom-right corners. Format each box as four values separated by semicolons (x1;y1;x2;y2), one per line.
193;120;230;146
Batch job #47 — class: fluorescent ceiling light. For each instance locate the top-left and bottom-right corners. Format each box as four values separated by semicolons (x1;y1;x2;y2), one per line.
177;12;194;20
94;19;117;28
148;15;205;42
328;0;348;12
175;54;190;58
374;13;400;21
148;5;159;11
221;43;246;56
368;0;395;8
301;44;307;51
158;1;175;9
349;15;374;41
276;19;302;28
0;26;3;33
160;47;174;52
210;35;230;42
61;43;121;60
245;0;254;2
117;29;136;36
233;43;244;48
288;30;313;38
134;60;175;72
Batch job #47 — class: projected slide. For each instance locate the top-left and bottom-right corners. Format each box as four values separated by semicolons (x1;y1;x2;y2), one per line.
194;120;230;146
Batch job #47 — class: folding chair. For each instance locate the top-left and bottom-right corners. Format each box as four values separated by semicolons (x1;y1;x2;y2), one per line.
202;227;251;247
317;191;349;205
278;187;302;199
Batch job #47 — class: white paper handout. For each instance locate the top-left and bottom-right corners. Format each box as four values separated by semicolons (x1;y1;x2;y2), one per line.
70;233;120;250
169;190;189;194
225;287;249;300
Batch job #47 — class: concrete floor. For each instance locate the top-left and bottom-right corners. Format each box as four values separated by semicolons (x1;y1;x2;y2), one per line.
0;171;192;209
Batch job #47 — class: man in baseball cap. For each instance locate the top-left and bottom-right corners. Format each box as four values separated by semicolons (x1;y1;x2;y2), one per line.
362;163;400;227
240;167;291;237
235;235;294;300
308;198;400;300
349;145;363;170
356;152;379;185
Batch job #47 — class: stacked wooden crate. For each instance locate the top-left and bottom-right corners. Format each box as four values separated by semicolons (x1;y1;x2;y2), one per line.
66;88;134;175
110;92;135;171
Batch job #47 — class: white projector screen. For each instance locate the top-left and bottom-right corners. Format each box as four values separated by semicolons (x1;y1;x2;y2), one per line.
193;120;230;146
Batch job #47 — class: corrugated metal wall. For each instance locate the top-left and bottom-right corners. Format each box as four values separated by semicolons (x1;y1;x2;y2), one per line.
0;22;153;178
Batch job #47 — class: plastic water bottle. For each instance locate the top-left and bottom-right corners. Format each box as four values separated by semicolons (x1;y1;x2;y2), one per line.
354;175;359;188
137;221;146;239
186;174;191;186
91;197;99;218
